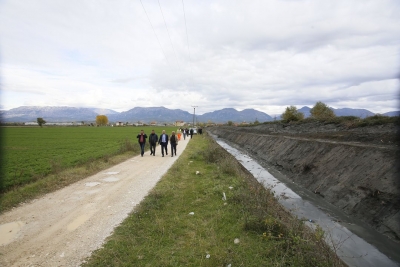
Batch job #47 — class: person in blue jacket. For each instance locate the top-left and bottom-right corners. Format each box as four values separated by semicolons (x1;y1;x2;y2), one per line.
158;130;169;157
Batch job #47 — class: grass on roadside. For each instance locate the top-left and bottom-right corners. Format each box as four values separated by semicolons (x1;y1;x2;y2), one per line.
258;115;400;128
82;134;345;266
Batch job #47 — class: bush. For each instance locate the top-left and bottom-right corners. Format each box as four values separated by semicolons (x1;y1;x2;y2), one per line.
310;101;336;120
282;106;304;122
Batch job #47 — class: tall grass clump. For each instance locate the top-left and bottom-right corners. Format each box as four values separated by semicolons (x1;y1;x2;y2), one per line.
83;133;345;267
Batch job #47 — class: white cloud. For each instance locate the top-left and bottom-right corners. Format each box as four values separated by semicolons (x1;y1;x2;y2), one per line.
1;0;399;115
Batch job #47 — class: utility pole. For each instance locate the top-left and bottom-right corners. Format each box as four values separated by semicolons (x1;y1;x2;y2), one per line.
192;106;198;127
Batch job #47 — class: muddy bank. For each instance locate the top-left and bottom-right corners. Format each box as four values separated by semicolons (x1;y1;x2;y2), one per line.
207;122;400;242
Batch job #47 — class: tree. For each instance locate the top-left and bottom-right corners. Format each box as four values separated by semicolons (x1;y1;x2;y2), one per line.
96;115;109;126
281;106;304;122
310;101;335;120
37;118;46;127
227;120;233;126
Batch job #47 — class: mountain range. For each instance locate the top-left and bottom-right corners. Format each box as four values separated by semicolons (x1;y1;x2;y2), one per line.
0;106;398;124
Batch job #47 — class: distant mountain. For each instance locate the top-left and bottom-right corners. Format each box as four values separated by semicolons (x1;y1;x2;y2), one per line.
108;107;193;123
89;108;119;115
298;106;311;118
200;108;273;123
1;105;398;124
383;111;400;117
333;108;374;118
298;106;387;118
0;106;274;124
0;106;101;122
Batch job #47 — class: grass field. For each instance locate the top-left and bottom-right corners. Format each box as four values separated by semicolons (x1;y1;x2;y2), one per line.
83;133;344;266
1;126;176;194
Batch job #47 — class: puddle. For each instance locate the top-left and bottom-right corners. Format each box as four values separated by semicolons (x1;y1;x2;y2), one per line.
212;136;400;267
0;221;24;245
67;214;90;231
84;182;101;187
102;177;120;182
103;171;120;175
86;189;101;195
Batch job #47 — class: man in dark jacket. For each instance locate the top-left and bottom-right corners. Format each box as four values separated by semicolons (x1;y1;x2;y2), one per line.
189;128;194;139
158;130;169;157
136;130;147;157
170;131;178;157
149;129;158;156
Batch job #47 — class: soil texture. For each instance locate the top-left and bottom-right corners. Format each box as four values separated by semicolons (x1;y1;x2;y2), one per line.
208;122;400;242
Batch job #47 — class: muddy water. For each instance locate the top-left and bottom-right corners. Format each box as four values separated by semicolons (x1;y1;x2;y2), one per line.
212;136;400;267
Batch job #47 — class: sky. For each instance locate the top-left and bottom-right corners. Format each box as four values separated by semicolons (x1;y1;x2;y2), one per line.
0;0;399;115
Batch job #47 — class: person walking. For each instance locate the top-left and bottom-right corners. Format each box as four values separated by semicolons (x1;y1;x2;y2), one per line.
136;129;147;157
148;129;158;156
170;131;178;157
158;130;169;157
182;128;186;140
189;128;194;139
177;128;182;141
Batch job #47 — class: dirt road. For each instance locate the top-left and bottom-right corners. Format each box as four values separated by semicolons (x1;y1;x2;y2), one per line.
0;137;190;267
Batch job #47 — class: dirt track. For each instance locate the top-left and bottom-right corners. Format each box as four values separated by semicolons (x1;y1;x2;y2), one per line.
0;137;190;267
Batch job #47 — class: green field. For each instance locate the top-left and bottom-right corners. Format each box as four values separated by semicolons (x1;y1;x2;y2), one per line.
1;126;176;193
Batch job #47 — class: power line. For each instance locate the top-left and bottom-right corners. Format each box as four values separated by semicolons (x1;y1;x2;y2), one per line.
139;0;171;68
182;0;194;89
182;0;191;61
158;0;180;70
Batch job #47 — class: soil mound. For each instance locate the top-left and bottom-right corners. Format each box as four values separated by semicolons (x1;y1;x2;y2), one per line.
208;122;400;242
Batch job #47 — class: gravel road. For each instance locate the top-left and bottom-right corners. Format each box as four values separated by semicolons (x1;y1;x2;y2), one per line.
0;137;190;267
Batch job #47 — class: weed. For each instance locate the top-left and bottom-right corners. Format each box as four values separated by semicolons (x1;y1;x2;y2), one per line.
49;156;64;174
83;134;345;266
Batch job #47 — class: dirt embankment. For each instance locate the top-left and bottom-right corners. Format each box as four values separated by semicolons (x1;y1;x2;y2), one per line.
208;122;400;242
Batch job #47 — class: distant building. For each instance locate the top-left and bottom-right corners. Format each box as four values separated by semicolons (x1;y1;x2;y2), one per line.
175;120;185;127
25;122;39;126
25;122;78;126
133;121;144;126
115;122;124;126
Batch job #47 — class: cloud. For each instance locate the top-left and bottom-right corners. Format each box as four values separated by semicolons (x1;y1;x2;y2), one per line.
0;0;399;115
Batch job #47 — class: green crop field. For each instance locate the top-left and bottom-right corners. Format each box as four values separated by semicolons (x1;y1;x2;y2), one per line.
1;126;177;193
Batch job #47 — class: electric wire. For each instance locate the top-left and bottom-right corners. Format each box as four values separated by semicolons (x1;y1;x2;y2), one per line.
181;0;194;89
139;0;171;68
182;0;191;62
158;0;180;70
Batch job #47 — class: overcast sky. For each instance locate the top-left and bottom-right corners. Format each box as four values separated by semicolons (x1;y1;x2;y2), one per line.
1;0;399;115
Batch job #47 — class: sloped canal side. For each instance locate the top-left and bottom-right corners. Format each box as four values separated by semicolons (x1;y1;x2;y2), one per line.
208;127;400;267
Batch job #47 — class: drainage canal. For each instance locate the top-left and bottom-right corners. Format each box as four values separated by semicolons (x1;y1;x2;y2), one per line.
212;135;400;267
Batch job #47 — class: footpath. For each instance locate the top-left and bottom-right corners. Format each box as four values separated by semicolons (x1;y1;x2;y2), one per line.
0;136;190;267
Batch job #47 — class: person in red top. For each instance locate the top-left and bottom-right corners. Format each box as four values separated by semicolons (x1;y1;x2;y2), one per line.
136;130;147;157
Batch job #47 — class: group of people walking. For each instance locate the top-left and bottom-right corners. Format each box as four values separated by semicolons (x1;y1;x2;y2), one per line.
136;129;181;157
177;128;195;140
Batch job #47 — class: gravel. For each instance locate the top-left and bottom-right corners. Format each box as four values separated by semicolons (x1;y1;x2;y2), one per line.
0;138;190;267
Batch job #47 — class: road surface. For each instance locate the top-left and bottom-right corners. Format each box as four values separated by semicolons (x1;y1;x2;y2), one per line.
0;137;190;267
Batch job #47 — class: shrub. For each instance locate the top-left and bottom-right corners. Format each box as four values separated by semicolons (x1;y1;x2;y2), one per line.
310;101;336;120
282;106;304;122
